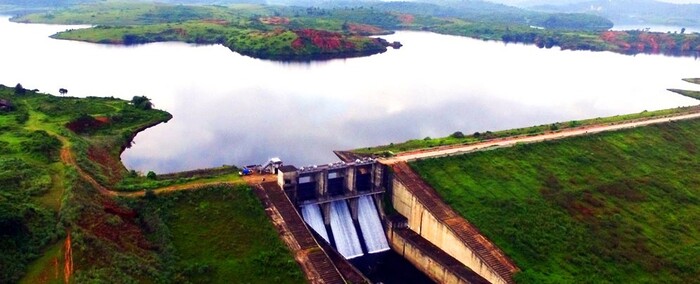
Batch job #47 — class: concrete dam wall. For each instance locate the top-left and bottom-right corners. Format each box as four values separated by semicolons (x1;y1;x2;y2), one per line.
273;155;519;284
388;162;519;284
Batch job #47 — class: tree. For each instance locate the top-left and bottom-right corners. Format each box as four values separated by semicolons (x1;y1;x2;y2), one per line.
59;88;68;96
131;96;153;110
146;171;157;180
451;131;465;138
681;27;686;34
14;83;25;95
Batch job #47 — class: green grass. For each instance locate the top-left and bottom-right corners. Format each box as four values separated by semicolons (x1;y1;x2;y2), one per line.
19;240;65;284
410;118;700;283
356;106;700;155
115;170;243;192
134;185;305;283
0;84;172;283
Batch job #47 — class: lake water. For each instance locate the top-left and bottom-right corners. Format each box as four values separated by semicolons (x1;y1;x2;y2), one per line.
1;16;699;173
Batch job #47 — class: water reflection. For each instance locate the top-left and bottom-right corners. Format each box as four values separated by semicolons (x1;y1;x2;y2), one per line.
1;17;698;173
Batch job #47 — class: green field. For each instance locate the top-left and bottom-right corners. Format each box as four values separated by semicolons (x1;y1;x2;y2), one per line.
411;118;700;283
130;185;305;283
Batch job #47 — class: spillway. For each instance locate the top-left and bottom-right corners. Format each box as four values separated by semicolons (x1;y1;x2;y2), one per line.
357;195;390;253
301;204;329;243
330;200;364;259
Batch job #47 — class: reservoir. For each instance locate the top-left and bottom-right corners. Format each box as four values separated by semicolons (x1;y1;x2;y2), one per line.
0;16;698;173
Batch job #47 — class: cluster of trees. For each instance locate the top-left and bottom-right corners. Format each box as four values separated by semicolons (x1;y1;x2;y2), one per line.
131;96;153;110
14;83;26;95
293;29;354;50
601;30;700;55
0;157;59;283
226;28;388;60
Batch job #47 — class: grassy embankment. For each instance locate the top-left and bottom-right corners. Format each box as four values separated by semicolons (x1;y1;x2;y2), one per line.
404;78;700;283
410;117;700;283
1;84;303;283
0;83;169;283
125;185;305;283
356;105;700;156
357;78;700;156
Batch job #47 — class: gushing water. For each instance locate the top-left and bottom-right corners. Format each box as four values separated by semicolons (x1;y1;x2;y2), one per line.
301;204;329;243
357;196;390;253
330;200;364;259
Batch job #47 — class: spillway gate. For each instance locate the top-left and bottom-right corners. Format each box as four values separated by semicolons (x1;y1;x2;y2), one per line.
277;159;391;260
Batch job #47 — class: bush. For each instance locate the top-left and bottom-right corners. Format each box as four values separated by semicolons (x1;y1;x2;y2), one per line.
20;131;62;162
451;131;465;138
131;96;152;110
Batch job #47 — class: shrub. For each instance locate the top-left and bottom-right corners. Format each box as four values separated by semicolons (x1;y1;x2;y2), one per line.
451;131;465;138
20;131;62;162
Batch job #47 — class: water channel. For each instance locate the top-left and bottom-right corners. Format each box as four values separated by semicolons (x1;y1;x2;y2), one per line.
1;16;698;174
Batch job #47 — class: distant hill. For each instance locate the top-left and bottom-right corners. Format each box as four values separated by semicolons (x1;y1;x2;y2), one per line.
0;0;94;7
530;0;700;28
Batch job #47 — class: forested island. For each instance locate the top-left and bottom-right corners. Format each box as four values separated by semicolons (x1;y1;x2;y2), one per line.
9;1;700;61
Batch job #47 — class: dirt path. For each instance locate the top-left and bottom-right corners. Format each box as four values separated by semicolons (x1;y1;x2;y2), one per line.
382;111;700;164
63;231;73;284
60;147;117;197
115;181;240;197
112;173;277;197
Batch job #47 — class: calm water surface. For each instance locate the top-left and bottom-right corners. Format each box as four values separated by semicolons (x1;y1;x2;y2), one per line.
1;16;698;173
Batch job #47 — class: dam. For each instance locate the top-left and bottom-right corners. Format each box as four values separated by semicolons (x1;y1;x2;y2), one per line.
278;158;390;259
264;155;518;284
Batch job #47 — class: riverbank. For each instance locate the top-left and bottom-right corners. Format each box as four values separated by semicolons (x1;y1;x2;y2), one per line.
11;2;700;60
0;85;304;283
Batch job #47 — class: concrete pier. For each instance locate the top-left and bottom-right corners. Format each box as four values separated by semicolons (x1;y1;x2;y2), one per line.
387;215;490;284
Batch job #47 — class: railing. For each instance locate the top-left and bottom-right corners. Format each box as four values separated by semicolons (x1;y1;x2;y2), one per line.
299;189;385;206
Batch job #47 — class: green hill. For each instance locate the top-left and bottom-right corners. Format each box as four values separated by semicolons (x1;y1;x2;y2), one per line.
411;118;700;283
0;84;302;283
